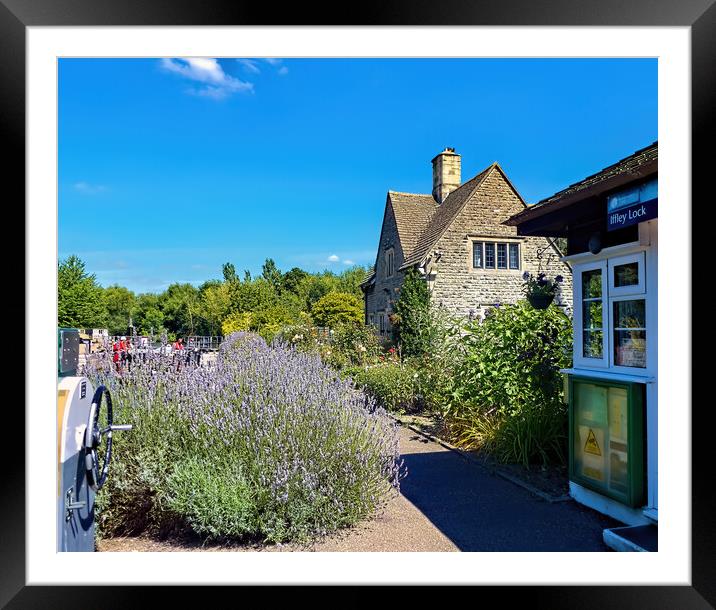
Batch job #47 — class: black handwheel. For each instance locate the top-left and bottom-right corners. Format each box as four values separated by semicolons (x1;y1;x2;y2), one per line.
84;385;114;491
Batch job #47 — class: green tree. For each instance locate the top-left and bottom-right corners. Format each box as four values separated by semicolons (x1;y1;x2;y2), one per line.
160;283;201;337
301;272;339;311
222;262;238;283
311;292;363;328
202;282;231;335
281;267;308;295
261;258;283;293
392;268;432;357
58;255;107;328
227;277;277;313
104;285;136;335
337;265;371;296
133;293;165;336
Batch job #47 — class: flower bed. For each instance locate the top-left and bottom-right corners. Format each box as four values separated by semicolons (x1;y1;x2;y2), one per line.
84;332;402;544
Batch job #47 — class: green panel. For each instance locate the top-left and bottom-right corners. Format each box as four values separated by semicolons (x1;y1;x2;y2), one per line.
568;375;645;507
58;328;80;377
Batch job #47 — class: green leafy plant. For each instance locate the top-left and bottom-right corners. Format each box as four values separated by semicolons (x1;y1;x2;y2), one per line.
344;362;420;413
392;268;433;357
445;301;572;466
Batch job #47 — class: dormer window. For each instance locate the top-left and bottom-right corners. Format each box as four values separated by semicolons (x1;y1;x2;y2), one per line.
385;248;395;278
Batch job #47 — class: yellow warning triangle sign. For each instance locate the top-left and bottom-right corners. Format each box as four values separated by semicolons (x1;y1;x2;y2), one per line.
584;428;602;456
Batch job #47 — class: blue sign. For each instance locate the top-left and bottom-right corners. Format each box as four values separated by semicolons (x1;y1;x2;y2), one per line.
607;199;658;231
607;178;658;231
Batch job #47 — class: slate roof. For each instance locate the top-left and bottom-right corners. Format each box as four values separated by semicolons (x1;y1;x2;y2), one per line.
505;141;658;226
399;164;496;269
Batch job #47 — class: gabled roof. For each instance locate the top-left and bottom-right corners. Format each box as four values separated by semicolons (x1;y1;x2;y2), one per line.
388;191;438;260
362;160;528;286
505;141;658;227
360;191;437;288
400;163;496;269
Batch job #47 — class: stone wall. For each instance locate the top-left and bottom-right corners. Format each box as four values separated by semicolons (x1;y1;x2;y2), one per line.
365;200;404;331
428;167;573;317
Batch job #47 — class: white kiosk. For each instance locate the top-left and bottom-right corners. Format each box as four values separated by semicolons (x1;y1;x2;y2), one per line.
506;142;658;551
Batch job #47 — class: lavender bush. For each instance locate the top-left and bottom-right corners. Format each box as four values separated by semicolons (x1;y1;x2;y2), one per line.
84;332;403;544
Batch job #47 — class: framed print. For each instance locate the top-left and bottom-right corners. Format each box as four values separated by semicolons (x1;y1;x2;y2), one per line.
3;0;712;606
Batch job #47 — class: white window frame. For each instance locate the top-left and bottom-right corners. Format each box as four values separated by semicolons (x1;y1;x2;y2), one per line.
573;259;609;369
609;294;648;372
608;252;646;297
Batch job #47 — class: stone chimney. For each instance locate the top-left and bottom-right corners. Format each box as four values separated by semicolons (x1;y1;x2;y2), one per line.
431;147;461;204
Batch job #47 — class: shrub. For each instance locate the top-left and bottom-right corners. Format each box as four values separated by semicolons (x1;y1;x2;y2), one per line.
344;362;419;413
392;268;431;357
221;311;253;335
327;323;383;368
445;301;572;466
311;292;363;328
85;333;402;544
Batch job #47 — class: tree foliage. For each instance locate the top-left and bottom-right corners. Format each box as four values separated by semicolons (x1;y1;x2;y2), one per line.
58;255;107;328
311;292;363;328
58;254;370;340
104;285;136;335
392;268;432;357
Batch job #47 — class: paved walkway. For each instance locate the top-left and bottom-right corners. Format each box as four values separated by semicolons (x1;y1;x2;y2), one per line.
98;424;619;552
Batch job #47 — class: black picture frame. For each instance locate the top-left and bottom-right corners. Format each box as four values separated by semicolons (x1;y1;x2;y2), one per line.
4;0;712;606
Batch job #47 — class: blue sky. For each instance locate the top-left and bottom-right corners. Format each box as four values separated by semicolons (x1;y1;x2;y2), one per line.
58;58;657;293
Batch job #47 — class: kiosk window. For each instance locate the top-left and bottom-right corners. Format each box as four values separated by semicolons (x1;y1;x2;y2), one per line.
582;268;604;359
613;299;646;368
614;262;639;287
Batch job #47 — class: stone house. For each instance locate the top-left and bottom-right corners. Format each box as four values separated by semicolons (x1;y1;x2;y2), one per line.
360;148;573;336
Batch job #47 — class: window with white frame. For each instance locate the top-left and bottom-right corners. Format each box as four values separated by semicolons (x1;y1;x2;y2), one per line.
574;251;647;371
472;241;520;270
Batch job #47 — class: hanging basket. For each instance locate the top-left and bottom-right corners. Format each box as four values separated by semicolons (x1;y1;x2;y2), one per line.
527;293;554;310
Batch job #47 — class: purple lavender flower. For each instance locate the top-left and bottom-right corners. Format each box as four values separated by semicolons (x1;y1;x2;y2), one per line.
83;330;403;544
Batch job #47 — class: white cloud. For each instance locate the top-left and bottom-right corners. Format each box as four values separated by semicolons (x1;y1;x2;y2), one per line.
263;58;283;66
160;58;253;99
327;254;340;262
73;181;106;195
342;259;355;265
278;66;289;76
237;59;261;74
